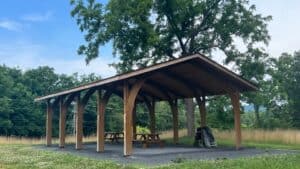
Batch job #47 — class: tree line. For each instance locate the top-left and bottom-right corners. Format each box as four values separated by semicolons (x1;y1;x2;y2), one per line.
0;66;185;137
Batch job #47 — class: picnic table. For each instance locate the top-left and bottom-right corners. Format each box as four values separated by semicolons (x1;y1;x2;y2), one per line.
104;132;164;148
134;133;164;148
105;132;124;143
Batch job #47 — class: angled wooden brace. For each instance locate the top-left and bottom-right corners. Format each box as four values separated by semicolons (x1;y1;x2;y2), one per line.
123;79;145;156
59;93;77;148
74;88;97;150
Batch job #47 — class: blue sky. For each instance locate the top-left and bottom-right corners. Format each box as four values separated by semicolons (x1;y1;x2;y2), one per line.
0;0;300;78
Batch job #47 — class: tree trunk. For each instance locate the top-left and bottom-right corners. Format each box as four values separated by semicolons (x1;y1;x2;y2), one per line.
254;105;261;128
184;98;195;137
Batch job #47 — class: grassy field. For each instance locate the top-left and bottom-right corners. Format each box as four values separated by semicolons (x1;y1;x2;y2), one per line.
162;129;300;150
0;129;299;169
216;129;300;150
1;129;299;147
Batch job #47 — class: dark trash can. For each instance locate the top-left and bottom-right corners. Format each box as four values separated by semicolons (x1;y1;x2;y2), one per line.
193;126;217;148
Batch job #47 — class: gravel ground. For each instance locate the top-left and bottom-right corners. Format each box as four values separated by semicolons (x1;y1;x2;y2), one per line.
36;143;298;166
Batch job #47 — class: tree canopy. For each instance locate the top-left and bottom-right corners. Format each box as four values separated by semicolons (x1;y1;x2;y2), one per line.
70;0;271;72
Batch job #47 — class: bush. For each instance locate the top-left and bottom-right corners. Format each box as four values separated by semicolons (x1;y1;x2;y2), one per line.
136;126;150;134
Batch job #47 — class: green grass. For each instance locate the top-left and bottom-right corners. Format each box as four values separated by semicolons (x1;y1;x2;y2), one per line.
218;139;300;150
157;154;300;169
0;144;299;169
164;136;300;150
0;145;135;169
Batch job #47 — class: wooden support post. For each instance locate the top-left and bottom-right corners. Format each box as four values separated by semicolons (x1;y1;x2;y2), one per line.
59;98;67;148
196;96;206;127
58;94;76;148
132;104;137;140
75;95;83;150
96;90;111;152
230;92;242;150
169;99;179;144
46;100;53;146
123;79;144;156
123;82;132;156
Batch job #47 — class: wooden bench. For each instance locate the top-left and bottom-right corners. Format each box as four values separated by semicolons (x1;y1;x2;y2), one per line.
134;133;164;148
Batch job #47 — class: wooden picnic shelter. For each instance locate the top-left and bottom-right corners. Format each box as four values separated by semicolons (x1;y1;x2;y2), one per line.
35;54;258;156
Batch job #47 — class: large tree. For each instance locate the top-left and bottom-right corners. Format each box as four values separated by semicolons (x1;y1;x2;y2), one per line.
238;47;269;127
70;0;271;134
268;52;300;128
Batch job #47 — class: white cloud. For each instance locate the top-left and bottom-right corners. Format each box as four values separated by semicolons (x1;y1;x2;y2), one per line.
250;0;300;57
0;41;116;78
0;20;22;31
22;11;53;22
0;11;53;32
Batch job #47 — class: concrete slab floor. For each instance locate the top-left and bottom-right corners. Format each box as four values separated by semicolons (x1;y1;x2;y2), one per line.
35;143;298;166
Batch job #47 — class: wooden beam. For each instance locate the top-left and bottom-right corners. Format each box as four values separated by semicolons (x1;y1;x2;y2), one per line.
52;97;61;107
75;94;84;150
82;88;96;106
64;93;77;106
59;98;67;148
142;83;171;100
36;54;257;102
123;79;144;156
168;99;179;144
146;79;186;98
35;55;205;102
139;87;165;101
108;85;144;102
164;70;212;95
189;61;243;91
196;95;207;127
46;100;53;146
96;89;112;152
230;92;242;150
187;62;236;93
159;72;195;96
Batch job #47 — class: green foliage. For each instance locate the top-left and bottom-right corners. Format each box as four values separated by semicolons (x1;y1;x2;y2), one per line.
155;101;186;131
265;52;300;128
136;126;150;134
0;65;101;137
206;96;234;129
0;66;45;136
70;0;271;73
